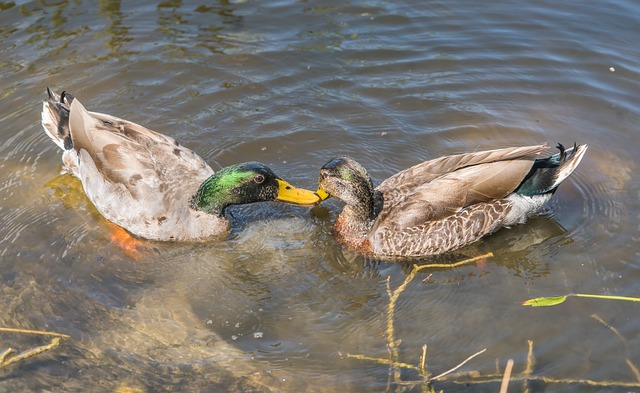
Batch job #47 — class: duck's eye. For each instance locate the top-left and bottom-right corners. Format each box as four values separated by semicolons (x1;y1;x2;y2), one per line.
254;174;265;184
320;171;329;179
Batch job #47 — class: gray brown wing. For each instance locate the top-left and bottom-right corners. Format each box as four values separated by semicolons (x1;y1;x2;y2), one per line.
374;145;547;230
68;98;213;203
370;199;513;257
377;144;548;204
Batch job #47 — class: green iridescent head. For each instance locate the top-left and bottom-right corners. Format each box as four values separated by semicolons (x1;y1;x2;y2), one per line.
191;162;319;216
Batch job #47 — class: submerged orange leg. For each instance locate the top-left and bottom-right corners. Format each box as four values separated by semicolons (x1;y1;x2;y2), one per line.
108;223;144;258
474;256;490;269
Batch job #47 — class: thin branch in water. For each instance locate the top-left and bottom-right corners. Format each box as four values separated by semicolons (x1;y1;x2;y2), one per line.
0;327;70;339
522;340;535;393
413;252;494;273
430;348;487;381
523;340;535;376
383;252;494;386
385;275;401;383
499;359;514;393
0;348;15;364
591;313;626;344
346;252;494;389
432;338;640;390
0;337;61;369
448;374;640;388
345;353;421;372
420;344;427;374
626;359;640;383
385;344;393;393
385;275;393;299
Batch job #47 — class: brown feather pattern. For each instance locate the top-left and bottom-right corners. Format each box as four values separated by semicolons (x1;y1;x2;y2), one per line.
42;90;230;241
318;143;586;258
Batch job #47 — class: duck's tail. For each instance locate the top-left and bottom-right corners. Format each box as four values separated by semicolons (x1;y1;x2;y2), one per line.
41;87;75;150
515;143;588;196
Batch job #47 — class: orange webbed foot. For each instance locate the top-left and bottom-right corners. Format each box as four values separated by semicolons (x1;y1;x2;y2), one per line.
108;223;145;259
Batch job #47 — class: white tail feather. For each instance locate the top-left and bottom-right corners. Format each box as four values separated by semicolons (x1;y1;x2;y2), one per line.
552;144;588;189
41;101;65;150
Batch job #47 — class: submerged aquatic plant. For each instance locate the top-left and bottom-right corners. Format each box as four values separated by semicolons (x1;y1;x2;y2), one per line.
343;255;640;391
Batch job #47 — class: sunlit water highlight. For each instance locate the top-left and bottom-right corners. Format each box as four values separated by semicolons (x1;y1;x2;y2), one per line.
1;1;639;392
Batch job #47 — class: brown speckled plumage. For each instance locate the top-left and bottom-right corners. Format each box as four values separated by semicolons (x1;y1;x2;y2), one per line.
316;144;587;258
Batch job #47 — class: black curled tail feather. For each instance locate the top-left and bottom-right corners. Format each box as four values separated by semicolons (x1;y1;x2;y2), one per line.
43;87;75;150
515;143;588;196
557;142;566;162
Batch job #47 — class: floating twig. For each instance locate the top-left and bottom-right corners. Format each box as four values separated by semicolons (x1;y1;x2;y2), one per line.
0;337;61;369
345;353;420;372
522;339;535;393
499;359;514;393
347;251;640;390
591;314;626;344
384;252;493;383
0;326;69;370
384;276;402;382
347;252;494;388
448;374;640;388
523;340;535;376
434;340;640;389
627;359;640;384
429;348;487;381
0;348;15;364
0;327;70;338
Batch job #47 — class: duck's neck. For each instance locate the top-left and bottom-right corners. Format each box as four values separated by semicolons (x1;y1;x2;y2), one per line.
189;177;229;218
334;190;383;248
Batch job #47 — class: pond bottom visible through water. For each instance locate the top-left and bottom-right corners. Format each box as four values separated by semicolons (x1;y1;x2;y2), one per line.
1;0;640;392
0;150;638;393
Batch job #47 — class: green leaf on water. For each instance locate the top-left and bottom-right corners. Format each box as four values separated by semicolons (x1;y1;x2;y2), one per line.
522;293;640;307
521;296;568;307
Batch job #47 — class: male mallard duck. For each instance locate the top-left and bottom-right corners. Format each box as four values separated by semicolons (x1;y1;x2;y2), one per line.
41;88;320;241
315;143;587;258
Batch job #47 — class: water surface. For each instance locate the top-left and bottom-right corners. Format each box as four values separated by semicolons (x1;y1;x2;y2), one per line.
1;1;639;392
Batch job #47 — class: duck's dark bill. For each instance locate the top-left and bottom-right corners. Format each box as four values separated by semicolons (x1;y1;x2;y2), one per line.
276;179;321;205
314;186;330;201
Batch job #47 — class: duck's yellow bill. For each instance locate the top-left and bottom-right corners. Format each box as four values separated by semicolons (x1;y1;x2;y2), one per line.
276;179;321;205
314;186;330;201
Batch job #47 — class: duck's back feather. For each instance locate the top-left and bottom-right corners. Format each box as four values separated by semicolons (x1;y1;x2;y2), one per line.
375;144;547;230
43;91;226;241
370;198;514;257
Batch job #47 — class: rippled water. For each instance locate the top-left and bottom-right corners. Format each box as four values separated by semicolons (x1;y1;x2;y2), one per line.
1;0;639;392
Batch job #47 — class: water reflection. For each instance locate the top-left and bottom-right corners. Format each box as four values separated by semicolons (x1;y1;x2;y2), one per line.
1;0;640;391
97;0;132;56
156;0;242;56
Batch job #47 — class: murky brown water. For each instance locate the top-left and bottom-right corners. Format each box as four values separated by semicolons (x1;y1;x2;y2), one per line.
1;1;639;392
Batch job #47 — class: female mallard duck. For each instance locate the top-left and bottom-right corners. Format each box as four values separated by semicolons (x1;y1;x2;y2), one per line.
41;88;320;241
315;143;587;258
